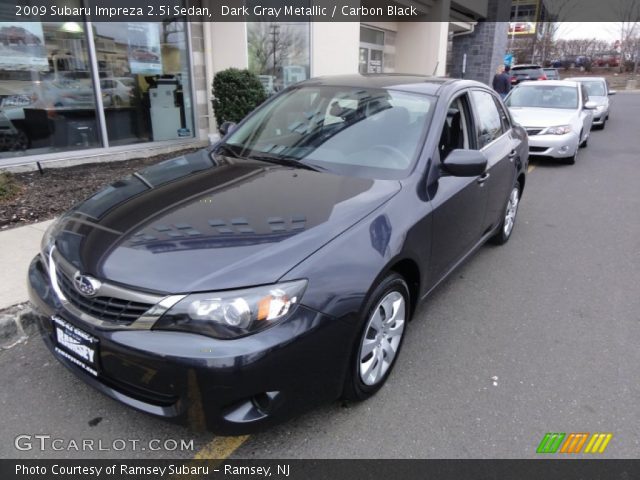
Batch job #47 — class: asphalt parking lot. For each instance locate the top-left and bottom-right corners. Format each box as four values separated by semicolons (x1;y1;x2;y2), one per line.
1;92;638;460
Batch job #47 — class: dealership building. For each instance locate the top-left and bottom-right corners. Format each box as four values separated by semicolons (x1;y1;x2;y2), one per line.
0;0;508;169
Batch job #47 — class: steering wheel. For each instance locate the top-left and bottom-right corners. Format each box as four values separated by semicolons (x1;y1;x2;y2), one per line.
366;144;410;168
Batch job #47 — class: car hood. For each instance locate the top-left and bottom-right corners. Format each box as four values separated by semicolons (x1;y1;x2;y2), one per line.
508;107;578;128
52;150;400;293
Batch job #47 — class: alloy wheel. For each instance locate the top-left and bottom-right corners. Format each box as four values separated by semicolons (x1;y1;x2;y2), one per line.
503;187;520;238
359;291;406;386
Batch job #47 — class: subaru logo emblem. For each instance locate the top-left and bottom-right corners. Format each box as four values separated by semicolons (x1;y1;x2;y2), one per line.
73;272;101;297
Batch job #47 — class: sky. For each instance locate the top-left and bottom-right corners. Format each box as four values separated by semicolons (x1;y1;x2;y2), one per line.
555;22;622;41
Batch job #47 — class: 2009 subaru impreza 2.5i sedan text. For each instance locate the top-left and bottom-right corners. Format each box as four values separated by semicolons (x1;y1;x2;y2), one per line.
28;75;528;434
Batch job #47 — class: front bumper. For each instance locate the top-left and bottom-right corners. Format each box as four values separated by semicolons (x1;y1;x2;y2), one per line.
592;109;608;125
526;131;579;158
28;255;355;434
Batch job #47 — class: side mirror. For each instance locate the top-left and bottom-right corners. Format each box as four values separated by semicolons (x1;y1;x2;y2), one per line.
608;90;617;95
441;149;488;177
584;100;597;110
219;121;236;136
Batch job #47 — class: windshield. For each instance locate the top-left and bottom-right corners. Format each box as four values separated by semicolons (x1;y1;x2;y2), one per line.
505;85;578;109
224;85;434;179
582;81;606;96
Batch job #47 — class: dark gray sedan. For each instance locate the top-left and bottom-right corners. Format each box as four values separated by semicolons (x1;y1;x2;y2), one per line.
28;75;528;433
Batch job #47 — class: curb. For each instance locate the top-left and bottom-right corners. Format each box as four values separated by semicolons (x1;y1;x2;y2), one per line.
0;303;38;350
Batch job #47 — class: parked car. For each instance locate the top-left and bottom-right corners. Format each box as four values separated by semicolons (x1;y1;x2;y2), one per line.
565;76;616;129
1;79;110;123
552;56;591;70
28;75;528;433
505;80;595;164
593;52;620;68
510;64;547;85
543;68;560;80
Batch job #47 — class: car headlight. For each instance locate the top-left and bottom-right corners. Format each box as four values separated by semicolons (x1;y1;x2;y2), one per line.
154;280;307;339
544;125;572;135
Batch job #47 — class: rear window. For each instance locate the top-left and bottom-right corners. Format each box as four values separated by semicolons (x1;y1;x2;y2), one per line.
505;85;578;109
512;68;543;78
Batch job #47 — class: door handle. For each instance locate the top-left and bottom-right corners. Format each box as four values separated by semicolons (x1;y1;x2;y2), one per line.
508;149;517;160
477;172;490;184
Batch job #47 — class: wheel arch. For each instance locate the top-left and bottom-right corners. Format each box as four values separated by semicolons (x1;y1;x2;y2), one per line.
517;172;526;196
381;257;421;319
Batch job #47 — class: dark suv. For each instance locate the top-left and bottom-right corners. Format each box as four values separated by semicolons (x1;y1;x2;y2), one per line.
510;65;547;85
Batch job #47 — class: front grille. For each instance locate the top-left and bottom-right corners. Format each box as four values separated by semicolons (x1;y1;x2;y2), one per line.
56;270;153;324
526;128;543;136
530;146;547;152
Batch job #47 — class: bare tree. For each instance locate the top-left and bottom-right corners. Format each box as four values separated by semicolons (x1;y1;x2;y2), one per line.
247;23;307;76
616;0;640;71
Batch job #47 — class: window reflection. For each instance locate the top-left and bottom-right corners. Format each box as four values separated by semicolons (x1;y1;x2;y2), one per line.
0;18;100;158
92;21;194;145
247;22;310;96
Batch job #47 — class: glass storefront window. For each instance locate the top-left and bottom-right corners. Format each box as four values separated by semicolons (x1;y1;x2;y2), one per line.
0;1;195;162
0;15;101;159
247;22;310;96
92;21;194;145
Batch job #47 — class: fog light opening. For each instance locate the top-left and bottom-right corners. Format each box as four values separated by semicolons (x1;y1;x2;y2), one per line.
251;391;281;415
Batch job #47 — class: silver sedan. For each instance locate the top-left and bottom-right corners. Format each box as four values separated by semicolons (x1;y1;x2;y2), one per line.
565;76;616;129
504;80;596;164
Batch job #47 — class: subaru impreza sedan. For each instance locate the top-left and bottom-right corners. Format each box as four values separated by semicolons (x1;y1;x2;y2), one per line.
28;75;528;433
505;80;595;164
565;76;616;129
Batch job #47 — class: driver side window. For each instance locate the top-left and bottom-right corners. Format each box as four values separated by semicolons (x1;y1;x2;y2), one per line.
438;95;471;161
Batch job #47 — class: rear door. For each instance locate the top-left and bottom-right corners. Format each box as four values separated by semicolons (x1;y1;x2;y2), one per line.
469;89;519;231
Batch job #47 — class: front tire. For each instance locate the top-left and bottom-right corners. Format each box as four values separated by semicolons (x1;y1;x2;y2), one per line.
579;130;588;148
491;182;521;245
342;273;410;402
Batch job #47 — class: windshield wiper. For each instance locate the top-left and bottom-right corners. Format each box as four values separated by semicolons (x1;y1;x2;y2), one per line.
249;153;324;172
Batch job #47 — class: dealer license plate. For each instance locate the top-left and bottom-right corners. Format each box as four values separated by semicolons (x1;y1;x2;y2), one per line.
52;315;99;377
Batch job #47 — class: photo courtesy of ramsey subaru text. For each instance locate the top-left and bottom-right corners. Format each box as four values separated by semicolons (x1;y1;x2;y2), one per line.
27;75;528;433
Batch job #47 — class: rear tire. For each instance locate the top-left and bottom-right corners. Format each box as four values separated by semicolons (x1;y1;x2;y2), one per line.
342;273;410;402
491;182;521;245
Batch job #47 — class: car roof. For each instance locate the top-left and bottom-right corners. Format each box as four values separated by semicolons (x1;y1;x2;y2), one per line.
564;77;606;82
512;64;543;69
515;80;580;87
298;74;486;96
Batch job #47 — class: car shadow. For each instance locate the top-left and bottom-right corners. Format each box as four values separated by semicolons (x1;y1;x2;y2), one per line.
528;155;571;168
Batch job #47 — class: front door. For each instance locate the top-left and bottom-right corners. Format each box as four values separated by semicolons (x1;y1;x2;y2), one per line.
428;92;489;283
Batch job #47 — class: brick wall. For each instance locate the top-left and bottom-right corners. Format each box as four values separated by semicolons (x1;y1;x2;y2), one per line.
449;0;510;85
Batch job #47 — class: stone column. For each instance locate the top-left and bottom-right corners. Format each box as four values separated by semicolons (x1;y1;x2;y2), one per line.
449;0;510;85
